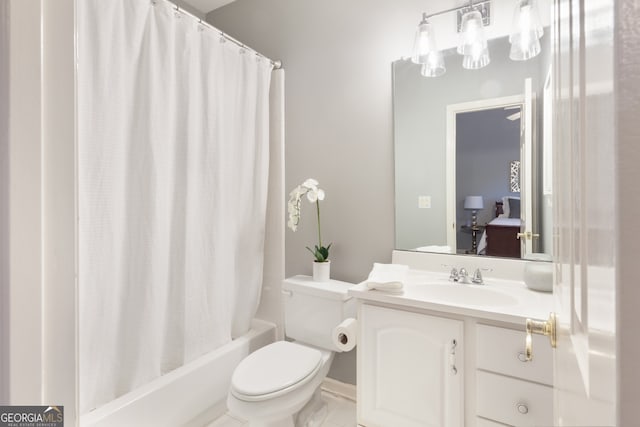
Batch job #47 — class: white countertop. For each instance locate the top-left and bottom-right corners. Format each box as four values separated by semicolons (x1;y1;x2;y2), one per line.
348;269;554;325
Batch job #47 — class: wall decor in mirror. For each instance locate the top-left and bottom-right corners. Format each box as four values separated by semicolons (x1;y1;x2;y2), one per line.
394;28;552;260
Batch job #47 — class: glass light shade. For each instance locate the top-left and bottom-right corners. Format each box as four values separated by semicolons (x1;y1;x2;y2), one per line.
509;34;541;60
420;51;446;77
509;0;544;61
462;46;490;69
457;10;487;56
510;1;543;40
464;196;484;210
411;19;439;65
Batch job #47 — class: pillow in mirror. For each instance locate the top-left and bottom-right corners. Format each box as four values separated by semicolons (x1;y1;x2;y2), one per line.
498;196;521;218
508;197;521;218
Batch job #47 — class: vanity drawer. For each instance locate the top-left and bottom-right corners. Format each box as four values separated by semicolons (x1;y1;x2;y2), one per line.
476;324;553;385
476;371;553;427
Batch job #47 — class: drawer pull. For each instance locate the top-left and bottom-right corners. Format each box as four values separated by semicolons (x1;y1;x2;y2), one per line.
517;351;528;362
516;403;529;414
450;339;458;375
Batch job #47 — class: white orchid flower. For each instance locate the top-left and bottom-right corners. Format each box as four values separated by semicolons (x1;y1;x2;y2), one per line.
306;188;325;203
286;178;331;262
302;178;318;189
289;185;303;198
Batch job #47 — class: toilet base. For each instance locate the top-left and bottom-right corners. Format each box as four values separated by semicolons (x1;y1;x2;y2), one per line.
295;389;328;427
246;389;328;427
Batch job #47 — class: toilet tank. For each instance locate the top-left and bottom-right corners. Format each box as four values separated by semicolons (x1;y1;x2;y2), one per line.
283;275;356;351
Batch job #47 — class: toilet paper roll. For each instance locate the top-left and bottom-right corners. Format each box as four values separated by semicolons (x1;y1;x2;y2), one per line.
332;318;358;352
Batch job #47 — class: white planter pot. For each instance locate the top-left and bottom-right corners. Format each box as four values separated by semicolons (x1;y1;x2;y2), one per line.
312;260;331;282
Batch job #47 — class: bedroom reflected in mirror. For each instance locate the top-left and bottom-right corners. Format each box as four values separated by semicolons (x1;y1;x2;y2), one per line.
393;33;553;260
451;99;525;258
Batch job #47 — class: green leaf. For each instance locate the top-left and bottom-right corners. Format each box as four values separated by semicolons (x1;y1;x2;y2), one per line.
318;246;328;259
306;244;331;262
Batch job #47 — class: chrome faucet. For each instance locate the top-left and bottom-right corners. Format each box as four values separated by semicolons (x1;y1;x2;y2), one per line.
448;266;487;285
458;268;471;284
471;268;484;285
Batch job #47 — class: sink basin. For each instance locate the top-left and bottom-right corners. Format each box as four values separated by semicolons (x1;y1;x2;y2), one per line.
411;284;519;307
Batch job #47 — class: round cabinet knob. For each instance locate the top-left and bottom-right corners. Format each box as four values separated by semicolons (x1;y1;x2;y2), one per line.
516;403;529;414
517;351;528;362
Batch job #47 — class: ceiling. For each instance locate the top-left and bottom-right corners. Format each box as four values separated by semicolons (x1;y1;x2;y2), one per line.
181;0;237;14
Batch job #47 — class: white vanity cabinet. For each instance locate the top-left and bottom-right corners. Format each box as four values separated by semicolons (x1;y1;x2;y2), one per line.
357;304;464;427
355;304;554;427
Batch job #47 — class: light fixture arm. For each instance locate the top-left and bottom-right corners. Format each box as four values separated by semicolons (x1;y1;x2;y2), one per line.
424;0;475;19
423;0;490;27
424;5;468;20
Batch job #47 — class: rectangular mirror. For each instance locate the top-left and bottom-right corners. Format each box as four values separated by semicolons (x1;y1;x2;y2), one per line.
393;33;552;260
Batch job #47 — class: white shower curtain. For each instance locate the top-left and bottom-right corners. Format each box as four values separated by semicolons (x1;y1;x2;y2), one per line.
78;0;273;413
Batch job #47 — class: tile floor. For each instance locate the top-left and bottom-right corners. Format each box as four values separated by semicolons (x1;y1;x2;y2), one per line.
205;391;357;427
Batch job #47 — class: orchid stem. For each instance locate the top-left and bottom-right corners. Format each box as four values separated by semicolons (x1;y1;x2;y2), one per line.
316;200;322;249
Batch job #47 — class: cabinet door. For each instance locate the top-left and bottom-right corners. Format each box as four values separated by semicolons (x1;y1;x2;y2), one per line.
358;305;463;427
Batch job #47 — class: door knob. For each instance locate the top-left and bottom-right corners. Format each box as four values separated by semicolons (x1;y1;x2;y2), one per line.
517;231;541;240
524;312;556;361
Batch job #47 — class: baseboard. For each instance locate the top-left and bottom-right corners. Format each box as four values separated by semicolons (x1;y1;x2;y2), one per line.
321;378;356;402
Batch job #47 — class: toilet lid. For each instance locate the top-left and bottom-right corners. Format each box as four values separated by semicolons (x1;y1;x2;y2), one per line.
231;341;322;400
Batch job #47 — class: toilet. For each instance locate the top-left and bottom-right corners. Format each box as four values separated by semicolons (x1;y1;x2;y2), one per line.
227;275;356;427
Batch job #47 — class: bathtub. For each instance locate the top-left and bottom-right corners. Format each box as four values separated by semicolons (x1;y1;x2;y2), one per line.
80;319;276;427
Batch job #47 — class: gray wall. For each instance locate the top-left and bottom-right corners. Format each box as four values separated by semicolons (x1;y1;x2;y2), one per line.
393;36;546;250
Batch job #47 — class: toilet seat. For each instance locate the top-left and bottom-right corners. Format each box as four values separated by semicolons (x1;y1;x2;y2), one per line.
230;341;323;402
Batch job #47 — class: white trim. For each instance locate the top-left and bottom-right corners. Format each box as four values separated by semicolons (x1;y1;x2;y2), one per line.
321;378;356;402
521;78;534;257
8;0;44;403
41;0;78;423
445;95;524;253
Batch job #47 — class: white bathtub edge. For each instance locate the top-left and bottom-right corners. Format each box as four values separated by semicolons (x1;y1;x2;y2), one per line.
80;319;276;427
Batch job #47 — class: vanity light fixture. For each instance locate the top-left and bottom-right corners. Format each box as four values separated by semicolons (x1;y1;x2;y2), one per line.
509;0;544;60
458;8;491;69
411;13;446;76
411;0;492;77
411;0;544;77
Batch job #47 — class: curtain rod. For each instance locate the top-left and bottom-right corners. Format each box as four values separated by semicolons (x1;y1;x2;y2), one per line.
157;0;282;69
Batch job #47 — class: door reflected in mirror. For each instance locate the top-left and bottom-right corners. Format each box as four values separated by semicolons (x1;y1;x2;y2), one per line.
393;35;552;259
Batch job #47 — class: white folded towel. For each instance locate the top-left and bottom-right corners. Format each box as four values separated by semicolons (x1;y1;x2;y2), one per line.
365;263;409;294
414;245;453;254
